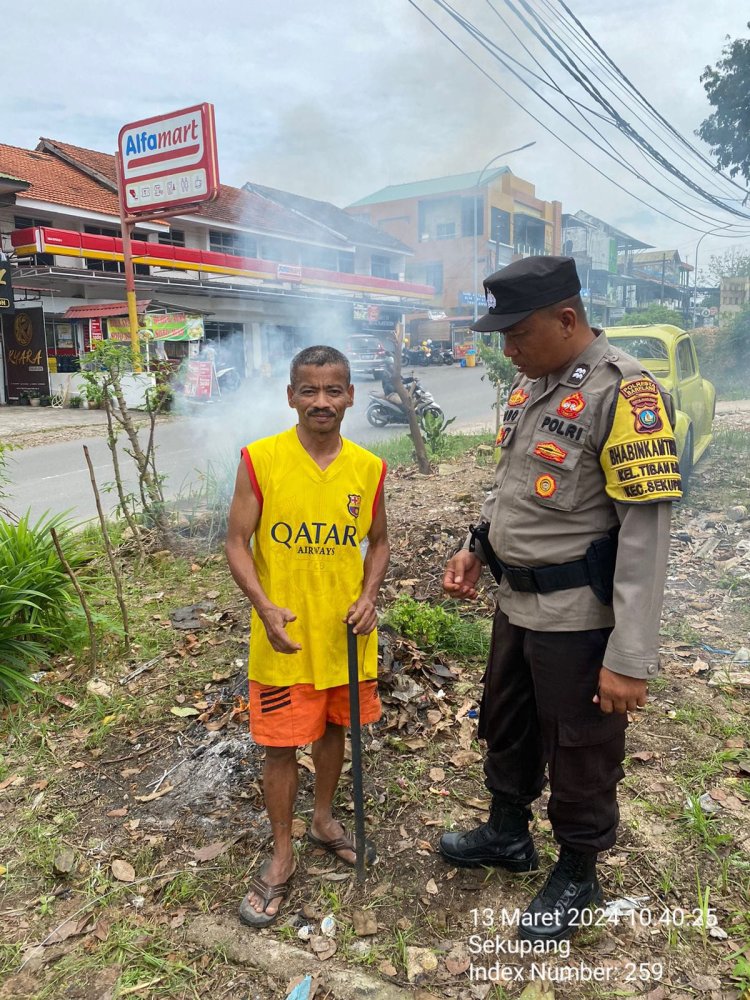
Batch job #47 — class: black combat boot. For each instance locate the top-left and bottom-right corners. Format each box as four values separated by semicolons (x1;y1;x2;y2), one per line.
439;798;539;871
518;845;602;942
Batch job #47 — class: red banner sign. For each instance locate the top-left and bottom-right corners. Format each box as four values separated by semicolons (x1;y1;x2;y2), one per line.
183;360;215;399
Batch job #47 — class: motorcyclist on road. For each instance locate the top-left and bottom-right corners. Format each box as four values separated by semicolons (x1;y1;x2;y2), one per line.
380;359;418;406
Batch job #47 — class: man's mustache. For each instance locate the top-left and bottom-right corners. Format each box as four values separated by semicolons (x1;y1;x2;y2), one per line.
308;408;336;417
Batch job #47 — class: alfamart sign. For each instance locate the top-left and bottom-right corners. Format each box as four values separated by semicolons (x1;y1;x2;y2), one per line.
117;103;219;215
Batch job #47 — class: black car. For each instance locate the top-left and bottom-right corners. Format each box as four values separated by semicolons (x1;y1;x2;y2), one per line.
344;334;392;380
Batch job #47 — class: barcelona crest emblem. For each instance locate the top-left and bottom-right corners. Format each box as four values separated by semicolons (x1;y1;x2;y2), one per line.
347;493;361;518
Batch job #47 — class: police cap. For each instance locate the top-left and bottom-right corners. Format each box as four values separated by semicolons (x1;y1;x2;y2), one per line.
471;256;581;333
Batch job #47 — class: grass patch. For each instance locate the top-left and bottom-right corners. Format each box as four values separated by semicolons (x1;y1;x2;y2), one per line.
383;594;491;659
367;431;491;468
711;427;750;460
33;916;205;1000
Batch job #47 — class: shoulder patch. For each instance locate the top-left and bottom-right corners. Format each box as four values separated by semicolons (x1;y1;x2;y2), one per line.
600;379;682;503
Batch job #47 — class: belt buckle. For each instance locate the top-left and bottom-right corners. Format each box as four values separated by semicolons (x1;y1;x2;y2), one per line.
509;565;538;593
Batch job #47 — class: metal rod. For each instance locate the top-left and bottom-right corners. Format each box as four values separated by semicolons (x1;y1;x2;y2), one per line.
115;152;141;370
346;623;366;883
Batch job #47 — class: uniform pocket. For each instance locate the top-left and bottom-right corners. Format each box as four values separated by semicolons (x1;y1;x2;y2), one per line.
525;447;584;510
558;713;626;748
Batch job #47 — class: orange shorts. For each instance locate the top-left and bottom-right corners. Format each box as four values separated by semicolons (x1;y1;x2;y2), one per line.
248;680;381;747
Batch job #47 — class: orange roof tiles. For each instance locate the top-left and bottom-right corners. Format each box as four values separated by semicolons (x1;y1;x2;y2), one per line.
38;138;118;185
0;143;120;218
34;139;350;247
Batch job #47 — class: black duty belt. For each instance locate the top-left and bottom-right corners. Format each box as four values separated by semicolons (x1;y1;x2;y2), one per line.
469;523;618;605
498;556;591;594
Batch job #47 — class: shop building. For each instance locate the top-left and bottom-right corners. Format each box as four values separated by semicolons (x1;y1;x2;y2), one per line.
0;138;431;402
347;167;562;344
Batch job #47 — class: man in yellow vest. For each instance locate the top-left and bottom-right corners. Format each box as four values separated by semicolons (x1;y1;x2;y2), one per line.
226;345;390;927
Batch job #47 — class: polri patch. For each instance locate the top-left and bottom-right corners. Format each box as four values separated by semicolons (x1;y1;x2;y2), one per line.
557;391;586;419
507;387;530;408
533;440;568;464
534;473;558;499
539;412;586;443
567;362;590;386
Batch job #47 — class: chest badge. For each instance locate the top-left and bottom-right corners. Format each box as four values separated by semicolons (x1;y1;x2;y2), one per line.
567;363;590;386
557;392;586;419
534;473;558;499
508;387;530;408
347;493;361;518
495;425;514;447
533;441;568;464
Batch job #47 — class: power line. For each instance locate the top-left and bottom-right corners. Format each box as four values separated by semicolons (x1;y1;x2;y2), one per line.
500;0;750;221
420;0;750;233
408;0;750;237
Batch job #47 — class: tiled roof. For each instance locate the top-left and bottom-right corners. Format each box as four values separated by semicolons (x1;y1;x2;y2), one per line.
245;182;413;255
348;167;510;207
0;142;120;217
34;139;349;249
38;138;118;186
189;184;350;248
64;300;151;319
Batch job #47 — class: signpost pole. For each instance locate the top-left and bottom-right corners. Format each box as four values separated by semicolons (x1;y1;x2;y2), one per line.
115;153;141;371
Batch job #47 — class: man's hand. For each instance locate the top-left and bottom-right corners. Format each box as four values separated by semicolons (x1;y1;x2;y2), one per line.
346;597;377;635
594;666;647;714
258;605;302;654
443;550;483;600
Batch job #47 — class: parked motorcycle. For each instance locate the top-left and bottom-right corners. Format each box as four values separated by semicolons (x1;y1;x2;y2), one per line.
366;378;444;429
402;345;429;367
216;365;241;393
427;345;455;365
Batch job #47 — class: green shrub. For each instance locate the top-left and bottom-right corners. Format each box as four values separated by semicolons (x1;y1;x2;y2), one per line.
384;594;490;660
0;513;91;700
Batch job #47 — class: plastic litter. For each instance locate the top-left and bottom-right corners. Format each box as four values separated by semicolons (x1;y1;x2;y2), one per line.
285;976;313;1000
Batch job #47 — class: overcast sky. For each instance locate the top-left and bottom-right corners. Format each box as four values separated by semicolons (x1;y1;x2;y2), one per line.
3;1;749;272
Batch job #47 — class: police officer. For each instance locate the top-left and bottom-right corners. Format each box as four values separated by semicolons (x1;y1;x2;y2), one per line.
440;256;680;942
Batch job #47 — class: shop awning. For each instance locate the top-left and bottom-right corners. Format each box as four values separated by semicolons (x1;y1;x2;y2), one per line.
64;300;151;319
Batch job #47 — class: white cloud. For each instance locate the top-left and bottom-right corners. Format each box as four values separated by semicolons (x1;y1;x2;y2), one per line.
2;0;748;266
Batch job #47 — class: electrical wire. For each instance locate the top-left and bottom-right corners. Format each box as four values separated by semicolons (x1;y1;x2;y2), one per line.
408;0;750;237
498;0;750;221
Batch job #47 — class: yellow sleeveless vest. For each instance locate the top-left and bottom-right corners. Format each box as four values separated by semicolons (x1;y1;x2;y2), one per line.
244;427;386;689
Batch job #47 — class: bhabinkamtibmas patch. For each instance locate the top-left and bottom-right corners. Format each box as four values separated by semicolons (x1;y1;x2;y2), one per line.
600;378;682;502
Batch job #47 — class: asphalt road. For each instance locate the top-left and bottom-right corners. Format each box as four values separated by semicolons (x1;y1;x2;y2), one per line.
7;364;497;524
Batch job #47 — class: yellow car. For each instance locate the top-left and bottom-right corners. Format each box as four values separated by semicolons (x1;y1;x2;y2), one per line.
606;324;716;480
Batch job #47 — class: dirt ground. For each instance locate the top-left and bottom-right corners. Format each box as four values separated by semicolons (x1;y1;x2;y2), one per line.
1;413;749;1000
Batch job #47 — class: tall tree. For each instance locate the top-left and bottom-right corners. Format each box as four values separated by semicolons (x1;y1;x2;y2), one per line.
705;247;750;285
697;24;750;187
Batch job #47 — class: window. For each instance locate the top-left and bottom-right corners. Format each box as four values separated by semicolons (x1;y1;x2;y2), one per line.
424;262;443;293
436;222;456;240
676;339;696;379
158;228;185;247
209;229;257;258
371;255;390;279
14;215;53;230
461;197;483;237
338;252;354;274
490;207;511;246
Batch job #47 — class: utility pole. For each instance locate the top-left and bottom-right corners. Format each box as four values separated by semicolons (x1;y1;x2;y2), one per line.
660;252;666;305
472;142;537;330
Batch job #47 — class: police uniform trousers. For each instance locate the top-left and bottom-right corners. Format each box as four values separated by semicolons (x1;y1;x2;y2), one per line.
478;606;627;854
